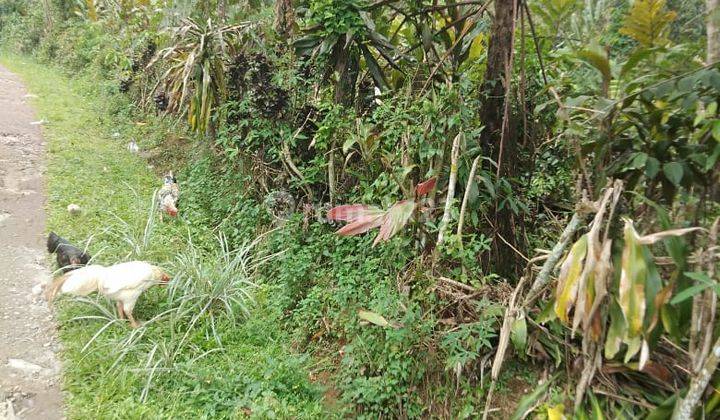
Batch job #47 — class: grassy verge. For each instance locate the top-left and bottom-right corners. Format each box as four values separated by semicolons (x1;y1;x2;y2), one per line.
0;54;328;419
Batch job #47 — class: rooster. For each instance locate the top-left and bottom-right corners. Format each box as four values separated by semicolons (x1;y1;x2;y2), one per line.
157;171;179;220
47;232;91;272
46;261;171;328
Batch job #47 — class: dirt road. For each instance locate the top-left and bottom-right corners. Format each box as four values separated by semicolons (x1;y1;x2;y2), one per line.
0;65;63;419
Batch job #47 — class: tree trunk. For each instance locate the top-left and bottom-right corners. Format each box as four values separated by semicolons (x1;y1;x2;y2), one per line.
709;0;720;63
274;0;295;36
479;0;520;277
480;0;517;156
333;45;359;107
218;0;227;22
42;0;53;34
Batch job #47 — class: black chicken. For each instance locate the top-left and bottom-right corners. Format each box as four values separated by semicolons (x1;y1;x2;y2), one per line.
47;232;91;273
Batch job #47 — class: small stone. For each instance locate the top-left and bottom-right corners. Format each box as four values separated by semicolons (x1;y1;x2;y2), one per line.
7;359;43;374
67;204;81;216
31;283;43;296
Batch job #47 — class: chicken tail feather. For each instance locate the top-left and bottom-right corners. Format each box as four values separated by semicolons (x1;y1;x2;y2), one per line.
45;272;71;303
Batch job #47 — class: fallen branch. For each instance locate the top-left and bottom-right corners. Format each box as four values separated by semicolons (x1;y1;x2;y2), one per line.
482;274;528;420
523;212;585;306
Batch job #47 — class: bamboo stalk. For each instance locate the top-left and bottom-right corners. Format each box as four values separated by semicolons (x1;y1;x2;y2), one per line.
695;217;719;372
328;149;336;205
435;133;463;254
456;154;481;239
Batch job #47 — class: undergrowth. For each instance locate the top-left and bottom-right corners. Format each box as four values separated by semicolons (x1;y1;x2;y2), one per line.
0;53;327;419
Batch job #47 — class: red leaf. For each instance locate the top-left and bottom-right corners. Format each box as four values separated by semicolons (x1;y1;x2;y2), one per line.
336;214;386;236
327;204;383;221
373;200;416;245
415;177;437;197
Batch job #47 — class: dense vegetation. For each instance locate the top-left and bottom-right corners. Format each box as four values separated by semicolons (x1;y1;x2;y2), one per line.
1;0;719;418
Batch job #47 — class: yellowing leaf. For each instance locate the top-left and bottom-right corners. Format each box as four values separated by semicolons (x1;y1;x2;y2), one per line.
358;310;390;327
619;0;677;47
468;34;484;60
619;220;647;338
554;235;589;323
547;404;567;420
577;46;611;89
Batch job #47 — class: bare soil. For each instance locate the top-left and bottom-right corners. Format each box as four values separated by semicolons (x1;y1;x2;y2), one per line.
0;65;63;419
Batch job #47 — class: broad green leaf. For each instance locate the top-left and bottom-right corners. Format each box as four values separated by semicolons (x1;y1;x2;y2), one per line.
685;271;713;283
645;157;660;178
511;315;527;354
537;298;558;323
358;310;390;327
713;120;720;141
708;101;718;116
554;235;589;323
662;162;683;186
627;152;648;170
661;304;681;341
646;394;677;420
642;246;663;332
605;298;626;359
624;335;642;363
670;272;714;305
478;175;496;199
359;44;387;90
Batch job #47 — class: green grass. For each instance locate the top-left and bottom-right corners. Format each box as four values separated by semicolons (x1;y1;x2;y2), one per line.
0;54;329;419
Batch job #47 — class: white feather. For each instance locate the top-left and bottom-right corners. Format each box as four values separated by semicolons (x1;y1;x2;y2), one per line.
97;261;162;314
58;265;106;296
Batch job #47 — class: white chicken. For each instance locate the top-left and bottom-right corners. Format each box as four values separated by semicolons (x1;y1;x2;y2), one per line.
46;261;171;328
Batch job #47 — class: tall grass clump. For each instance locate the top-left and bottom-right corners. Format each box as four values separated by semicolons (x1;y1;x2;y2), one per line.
167;232;281;347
